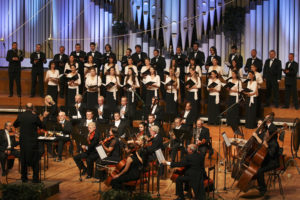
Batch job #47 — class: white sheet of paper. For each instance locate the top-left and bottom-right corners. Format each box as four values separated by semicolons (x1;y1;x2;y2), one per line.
222;132;231;147
96;145;107;160
155;149;165;164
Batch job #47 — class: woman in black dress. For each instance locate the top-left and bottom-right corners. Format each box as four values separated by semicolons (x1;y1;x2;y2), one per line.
123;68;140;115
105;67;120;116
66;65;81;107
226;70;242;128
164;67;179;119
144;66;160;106
244;71;258;129
186;68;201;116
45;61;59;103
207;70;221;125
111;143;143;190
85;67;101;109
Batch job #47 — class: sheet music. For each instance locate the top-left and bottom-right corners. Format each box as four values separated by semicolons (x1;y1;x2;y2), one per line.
155;149;165;164
96;145;107;160
222;132;231;147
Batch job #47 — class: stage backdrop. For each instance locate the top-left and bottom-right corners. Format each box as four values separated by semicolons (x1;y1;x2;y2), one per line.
0;0;299;76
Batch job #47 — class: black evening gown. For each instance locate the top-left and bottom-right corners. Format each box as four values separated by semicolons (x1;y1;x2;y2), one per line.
245;96;257;129
207;94;220;125
226;95;239;128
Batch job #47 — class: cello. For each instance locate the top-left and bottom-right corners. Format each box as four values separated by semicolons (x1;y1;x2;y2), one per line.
237;123;287;192
104;159;127;186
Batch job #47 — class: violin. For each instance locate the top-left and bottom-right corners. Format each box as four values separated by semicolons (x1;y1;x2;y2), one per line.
170;167;185;182
100;135;115;145
104;158;127;186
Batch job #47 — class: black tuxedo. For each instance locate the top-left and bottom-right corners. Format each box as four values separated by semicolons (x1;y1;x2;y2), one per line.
70;50;87;64
173;53;189;101
0;129;20;175
228;53;243;69
6;49;24;96
181;110;196;131
146;134;164;155
53;53;69;97
30;51;47;97
284;61;299;108
132;52;148;70
111;120;128;138
245;57;263;73
205;55;222;67
263;58;282;106
87;51;102;70
13;110;43;182
192;126;210;155
103;51;117;64
95;104;109;124
118;104;131;124
121;55;131;72
188;50;205;68
55;120;72;159
170;126;188;162
70;50;86;92
69;102;87;119
145;104;164;124
150;56;166;77
170;152;205;200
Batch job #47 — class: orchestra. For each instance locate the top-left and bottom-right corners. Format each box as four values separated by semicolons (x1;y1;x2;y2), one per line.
3;42;299;199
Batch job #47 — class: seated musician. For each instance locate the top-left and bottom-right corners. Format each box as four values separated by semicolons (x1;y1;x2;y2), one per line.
253;115;280;196
192;119;210;156
145;114;161;137
145;97;163;125
111;112;127;138
70;94;86;119
145;125;164;163
162;144;205;200
73;122;100;179
170;117;187;162
55;111;72;161
98;127;121;165
95;96;109;124
111;143;143;190
117;96;131;125
80;110;95;127
0;121;20;176
181;102;197;132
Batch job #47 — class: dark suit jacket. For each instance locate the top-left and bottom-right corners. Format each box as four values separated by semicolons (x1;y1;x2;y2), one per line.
172;54;189;77
103;51;117;64
118;104;131;121
150;56;166;77
94;104;109;123
192;126;210;147
30;52;47;68
132;52;148;70
6;49;24;72
284;61;298;85
245;57;263;73
146;134;164;154
121;55;131;71
70;50;87;63
53;53;69;74
228;53;243;69
182;110;196;128
70;103;87;119
87;131;100;154
87;51;102;68
188;50;205;67
145;104;164;124
111;120;128;138
56;120;72;136
263;58;282;81
0;130;18;152
205;55;222;67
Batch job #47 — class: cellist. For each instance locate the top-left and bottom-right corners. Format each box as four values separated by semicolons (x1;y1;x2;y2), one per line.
162;144;206;200
253;114;280;196
73;122;100;179
110;143;143;189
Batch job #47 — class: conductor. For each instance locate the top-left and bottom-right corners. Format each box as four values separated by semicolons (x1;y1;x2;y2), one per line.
13;103;43;183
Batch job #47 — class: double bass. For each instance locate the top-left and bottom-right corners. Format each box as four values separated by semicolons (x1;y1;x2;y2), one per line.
104;158;127;186
237;123;287;192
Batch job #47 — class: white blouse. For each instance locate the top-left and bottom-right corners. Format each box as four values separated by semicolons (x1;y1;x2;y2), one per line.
124;65;138;75
247;80;258;106
85;75;102;92
145;75;160;91
104;63;120;75
255;72;263;88
208;65;224;76
165;76;179;101
105;75;120;92
228;68;243;79
186;76;201;100
67;73;81;92
229;79;243;103
64;63;79;72
84;63;97;77
45;70;59;86
140;66;151;84
167;66;180;78
123;76;140;102
186;65;202;77
207;78;221;104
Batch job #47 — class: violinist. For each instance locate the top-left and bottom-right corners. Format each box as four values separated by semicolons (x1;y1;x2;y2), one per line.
162;144;205;200
110;143;143;190
0;121;20;176
254;115;280;196
192;119;210;156
73;122;100;179
145;125;164;162
98;127;121;165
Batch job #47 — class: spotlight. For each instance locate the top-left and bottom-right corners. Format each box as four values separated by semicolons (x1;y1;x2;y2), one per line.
0;37;4;42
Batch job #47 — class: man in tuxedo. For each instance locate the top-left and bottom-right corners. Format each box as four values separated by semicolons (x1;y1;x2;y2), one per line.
132;45;148;71
245;49;263;73
205;46;221;68
163;144;205;200
181;102;197;132
228;45;243;69
263;50;282;107
118;97;131;125
6;42;24;97
173;46;189;101
188;42;205;68
283;53;299;109
145;114;161;136
121;48;132;73
53;46;69;98
146;125;164;161
170;117;187;162
95;96;109;124
70;43;86;93
13;103;43;183
0;121;20;176
55;111;72;161
192;119;210;156
151;49;166;97
145;97;163;125
111;112;127;138
86;42;102;72
103;44;117;64
30;44;47;98
80;110;95;128
70;94;86;119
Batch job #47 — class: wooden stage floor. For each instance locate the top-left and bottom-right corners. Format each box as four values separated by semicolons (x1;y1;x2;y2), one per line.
1;113;300;200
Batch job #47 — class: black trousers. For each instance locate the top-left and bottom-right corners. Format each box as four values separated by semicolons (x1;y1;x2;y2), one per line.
265;79;279;106
73;151;99;177
57;136;71;159
0;150;20;174
9;70;21;96
31;67;44;96
20;145;39;182
176;175;205;200
285;84;298;108
256;159;279;193
47;85;58;103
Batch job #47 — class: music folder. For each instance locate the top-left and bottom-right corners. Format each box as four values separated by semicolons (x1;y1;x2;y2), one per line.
223;82;235;89
242;88;253;93
208;82;218;88
185;79;195;88
142;69;150;76
96;145;107;160
155;149;166;164
106;82;115;88
145;81;155;87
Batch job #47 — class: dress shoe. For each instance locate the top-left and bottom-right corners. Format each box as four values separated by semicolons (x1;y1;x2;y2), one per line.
86;175;92;179
8;94;13;97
